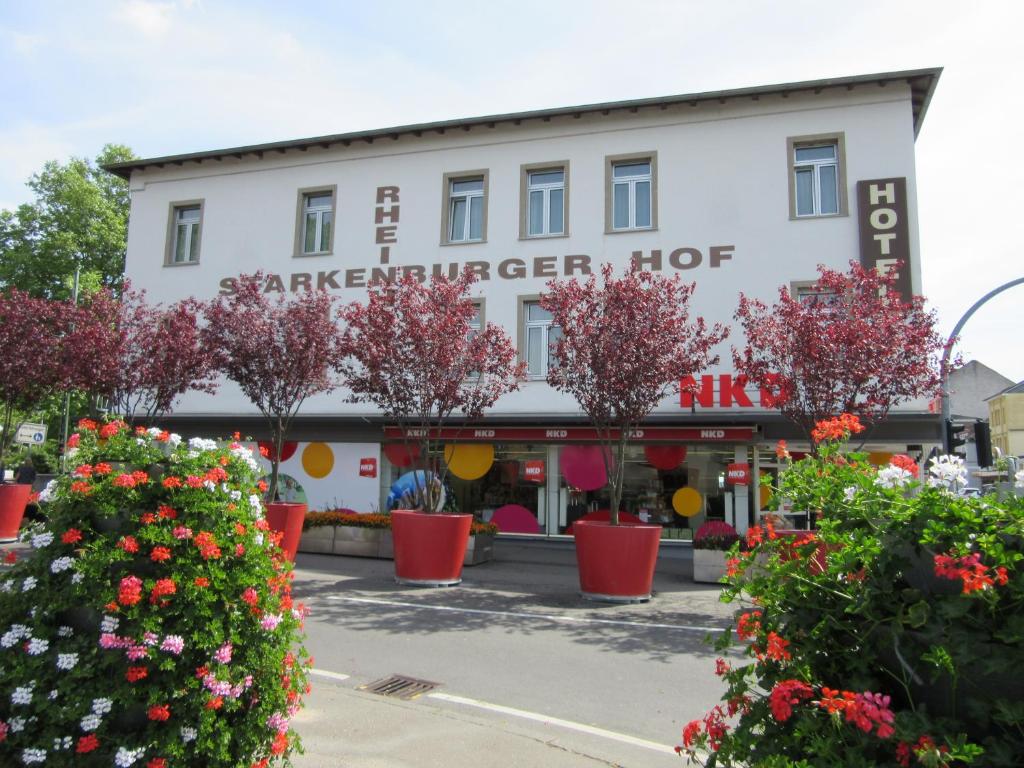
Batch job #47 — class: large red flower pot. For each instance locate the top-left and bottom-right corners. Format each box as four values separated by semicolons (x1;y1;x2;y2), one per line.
574;521;662;602
265;502;307;562
391;510;472;586
0;484;31;541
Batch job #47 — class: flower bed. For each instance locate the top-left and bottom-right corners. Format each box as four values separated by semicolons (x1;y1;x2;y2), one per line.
692;520;740;584
0;420;311;767
679;415;1024;768
299;509;497;564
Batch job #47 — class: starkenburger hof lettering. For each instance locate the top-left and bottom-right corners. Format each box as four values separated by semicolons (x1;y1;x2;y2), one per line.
217;245;736;295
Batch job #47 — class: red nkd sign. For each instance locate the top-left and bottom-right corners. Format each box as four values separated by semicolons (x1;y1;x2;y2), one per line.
726;463;751;486
680;374;782;409
524;460;546;484
359;458;377;478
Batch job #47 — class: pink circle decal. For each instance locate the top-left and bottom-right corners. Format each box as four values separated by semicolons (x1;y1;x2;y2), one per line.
560;445;610;491
491;504;541;534
644;445;687;470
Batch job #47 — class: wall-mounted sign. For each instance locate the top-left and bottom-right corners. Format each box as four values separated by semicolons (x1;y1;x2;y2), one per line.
726;463;751;485
383;426;754;442
857;177;912;301
524;460;546;484
359;457;377;478
15;422;47;446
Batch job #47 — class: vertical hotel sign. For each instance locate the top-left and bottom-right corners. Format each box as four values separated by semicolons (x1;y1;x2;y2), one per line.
857;177;912;301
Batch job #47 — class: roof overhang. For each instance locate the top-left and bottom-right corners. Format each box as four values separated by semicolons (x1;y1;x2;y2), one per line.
104;67;942;180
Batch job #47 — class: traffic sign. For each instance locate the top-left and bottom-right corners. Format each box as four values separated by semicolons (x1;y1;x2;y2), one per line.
14;422;47;446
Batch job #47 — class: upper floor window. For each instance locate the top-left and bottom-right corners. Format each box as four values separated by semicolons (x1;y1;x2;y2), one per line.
606;153;657;232
443;171;488;244
526;168;565;237
523;301;562;379
301;190;334;254
787;133;847;219
165;200;203;265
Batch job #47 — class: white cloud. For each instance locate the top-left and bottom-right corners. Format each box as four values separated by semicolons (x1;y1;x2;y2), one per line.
115;0;177;38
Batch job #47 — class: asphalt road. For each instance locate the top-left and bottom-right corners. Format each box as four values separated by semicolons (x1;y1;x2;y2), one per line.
291;540;738;762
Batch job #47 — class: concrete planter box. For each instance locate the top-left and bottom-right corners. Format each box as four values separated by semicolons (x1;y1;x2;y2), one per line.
299;526;335;554
298;525;491;566
693;548;729;583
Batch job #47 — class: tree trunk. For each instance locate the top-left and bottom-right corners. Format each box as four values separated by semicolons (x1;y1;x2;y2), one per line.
0;401;13;485
269;417;284;502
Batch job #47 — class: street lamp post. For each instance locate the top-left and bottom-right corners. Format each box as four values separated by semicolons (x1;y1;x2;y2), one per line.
940;277;1024;452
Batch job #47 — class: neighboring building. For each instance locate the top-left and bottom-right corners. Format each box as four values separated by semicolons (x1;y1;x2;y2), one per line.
106;68;942;535
988;382;1024;457
947;360;1014;420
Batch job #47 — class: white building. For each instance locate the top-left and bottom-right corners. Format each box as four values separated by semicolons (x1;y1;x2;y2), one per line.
107;68;942;535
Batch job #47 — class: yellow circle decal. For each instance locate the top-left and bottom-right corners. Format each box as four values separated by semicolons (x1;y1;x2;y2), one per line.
672;487;703;518
301;442;334;479
444;444;495;481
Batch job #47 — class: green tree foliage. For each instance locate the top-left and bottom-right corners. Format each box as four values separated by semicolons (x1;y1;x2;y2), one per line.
0;144;136;299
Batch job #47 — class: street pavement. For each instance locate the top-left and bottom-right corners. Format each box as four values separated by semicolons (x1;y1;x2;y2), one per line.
291;540;738;767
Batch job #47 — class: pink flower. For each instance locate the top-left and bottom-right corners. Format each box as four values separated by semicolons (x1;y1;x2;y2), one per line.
160;635;184;655
213;643;233;664
260;613;283;631
173;526;193;540
126;645;150;661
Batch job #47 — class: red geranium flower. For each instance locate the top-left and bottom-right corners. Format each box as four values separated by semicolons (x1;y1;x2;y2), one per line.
148;759;167;768
194;577;210;588
117;535;139;554
94;462;112;475
147;704;171;721
162;476;183;489
769;679;814;722
76;734;100;753
158;505;177;519
126;666;148;682
61;529;83;544
150;546;172;563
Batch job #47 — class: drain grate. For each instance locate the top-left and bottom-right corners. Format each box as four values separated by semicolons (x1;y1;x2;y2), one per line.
358;674;440;700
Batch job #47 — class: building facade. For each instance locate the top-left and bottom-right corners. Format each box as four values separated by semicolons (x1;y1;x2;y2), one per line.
988;382;1024;457
108;68;942;536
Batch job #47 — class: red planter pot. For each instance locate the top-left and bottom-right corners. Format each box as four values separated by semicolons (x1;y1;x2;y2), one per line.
265;502;307;562
391;510;472;586
574;521;662;602
0;484;31;541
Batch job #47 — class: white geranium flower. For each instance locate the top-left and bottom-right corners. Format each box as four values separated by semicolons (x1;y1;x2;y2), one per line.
30;532;53;549
180;726;197;743
56;653;78;670
229;490;242;501
188;437;219;452
80;713;101;731
47;690;58;700
91;697;112;715
37;479;59;503
50;556;74;573
168;433;182;448
57;625;73;637
21;747;46;764
843;486;857;502
203;480;217;492
11;685;33;705
927;454;968;492
26;638;48;655
8;716;26;732
114;746;145;767
148;427;164;439
21;577;37;592
71;572;83;584
100;615;119;633
875;466;914;490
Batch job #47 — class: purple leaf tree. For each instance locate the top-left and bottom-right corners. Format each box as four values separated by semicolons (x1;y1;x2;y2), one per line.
542;264;728;525
733;261;943;444
72;287;218;424
203;274;343;501
340;267;524;513
0;289;72;480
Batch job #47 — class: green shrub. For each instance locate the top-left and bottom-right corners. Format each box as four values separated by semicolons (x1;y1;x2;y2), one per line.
678;415;1023;768
0;420;311;767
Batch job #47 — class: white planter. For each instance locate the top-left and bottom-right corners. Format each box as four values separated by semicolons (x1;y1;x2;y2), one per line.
333;527;387;557
297;526;493;565
693;548;729;584
464;533;494;566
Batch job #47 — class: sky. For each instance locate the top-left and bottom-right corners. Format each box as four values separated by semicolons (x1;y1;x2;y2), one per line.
1;0;1023;380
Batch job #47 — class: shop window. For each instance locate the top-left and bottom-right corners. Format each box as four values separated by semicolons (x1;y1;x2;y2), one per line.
605;153;657;232
294;186;337;256
442;170;488;244
165;200;203;265
522;300;561;379
787;133;847;219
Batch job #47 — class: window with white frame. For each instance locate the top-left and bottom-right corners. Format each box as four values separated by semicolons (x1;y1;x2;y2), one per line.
793;143;840;217
171;204;201;264
527;169;565;237
301;191;334;254
524;301;562;378
448;177;485;242
611;160;652;230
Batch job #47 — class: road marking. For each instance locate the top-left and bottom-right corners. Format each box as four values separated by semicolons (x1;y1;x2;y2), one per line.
310;668;350;681
323;595;725;632
427;691;678;755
